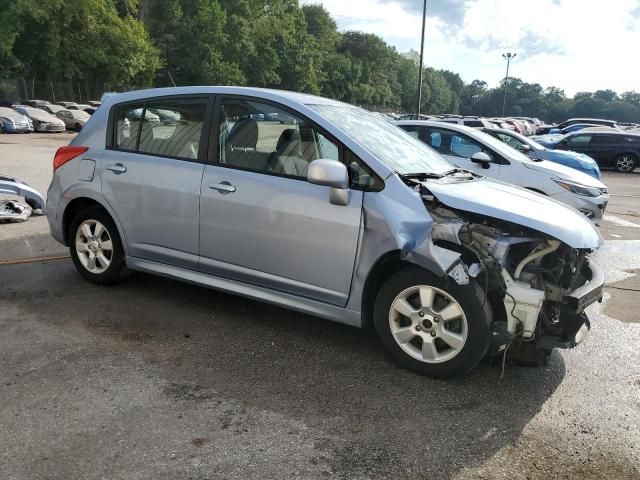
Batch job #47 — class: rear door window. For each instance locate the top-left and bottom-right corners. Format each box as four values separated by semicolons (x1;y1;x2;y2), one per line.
137;99;207;160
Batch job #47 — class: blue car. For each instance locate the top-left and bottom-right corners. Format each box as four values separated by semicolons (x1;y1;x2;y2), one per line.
482;128;601;179
546;123;603;135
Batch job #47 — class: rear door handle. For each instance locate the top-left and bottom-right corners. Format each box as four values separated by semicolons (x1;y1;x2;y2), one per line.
210;182;236;194
106;163;127;174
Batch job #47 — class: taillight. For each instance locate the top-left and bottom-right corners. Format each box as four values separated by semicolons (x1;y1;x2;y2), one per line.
53;146;88;171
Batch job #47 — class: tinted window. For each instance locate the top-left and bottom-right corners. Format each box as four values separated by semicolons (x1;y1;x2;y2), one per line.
463;120;484;127
136;99;206;160
426;128;490;159
567;135;592;146
399;125;421;139
591;135;618;144
496;132;526;150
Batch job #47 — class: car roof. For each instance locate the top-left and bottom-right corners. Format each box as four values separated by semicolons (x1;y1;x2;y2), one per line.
100;86;348;111
393;119;481;134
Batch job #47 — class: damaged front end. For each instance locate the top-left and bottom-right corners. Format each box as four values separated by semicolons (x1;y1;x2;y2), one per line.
413;177;604;365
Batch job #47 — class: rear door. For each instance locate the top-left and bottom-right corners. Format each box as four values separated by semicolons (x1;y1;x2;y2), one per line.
101;96;212;269
198;96;365;306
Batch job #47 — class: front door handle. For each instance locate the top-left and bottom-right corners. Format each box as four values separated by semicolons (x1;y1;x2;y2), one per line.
210;182;236;194
106;163;127;174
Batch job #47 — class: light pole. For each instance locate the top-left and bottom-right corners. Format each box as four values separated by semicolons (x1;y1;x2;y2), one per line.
501;52;516;116
416;0;427;117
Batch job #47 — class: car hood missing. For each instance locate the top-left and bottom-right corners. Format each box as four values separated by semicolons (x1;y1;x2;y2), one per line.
426;177;602;249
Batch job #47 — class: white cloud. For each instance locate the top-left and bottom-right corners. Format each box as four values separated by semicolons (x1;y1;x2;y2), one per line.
301;0;640;95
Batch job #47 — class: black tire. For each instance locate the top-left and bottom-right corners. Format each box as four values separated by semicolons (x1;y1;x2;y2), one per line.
374;267;492;378
614;153;637;173
69;207;127;285
75;123;82;131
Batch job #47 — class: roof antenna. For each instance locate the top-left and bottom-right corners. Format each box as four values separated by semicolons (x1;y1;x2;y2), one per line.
167;70;177;88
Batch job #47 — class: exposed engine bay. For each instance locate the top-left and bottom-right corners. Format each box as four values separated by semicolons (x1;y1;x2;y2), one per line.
409;175;605;365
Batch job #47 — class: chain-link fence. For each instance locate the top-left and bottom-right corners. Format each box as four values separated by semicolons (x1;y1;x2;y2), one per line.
0;78;149;104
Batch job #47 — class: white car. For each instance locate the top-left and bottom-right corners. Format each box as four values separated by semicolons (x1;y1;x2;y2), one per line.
394;120;609;224
56;109;91;131
0;107;33;133
14;105;66;132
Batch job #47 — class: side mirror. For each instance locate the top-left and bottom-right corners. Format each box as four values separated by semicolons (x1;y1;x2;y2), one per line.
470;151;492;169
307;159;350;206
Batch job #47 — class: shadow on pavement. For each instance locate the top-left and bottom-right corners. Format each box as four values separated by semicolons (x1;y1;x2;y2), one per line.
1;260;567;478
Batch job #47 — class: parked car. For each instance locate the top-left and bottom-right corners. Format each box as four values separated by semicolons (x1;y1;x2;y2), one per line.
83;107;97;116
395;120;608;223
55;101;78;108
68;104;92;111
40;104;66;115
548;131;640;173
0;107;33;133
547;123;612;135
13;105;65;132
56;109;90;130
87;100;102;107
23;99;50;108
0;100;14;108
46;87;604;378
481;127;601;179
397;113;432;121
438;116;495;128
538;118;619;135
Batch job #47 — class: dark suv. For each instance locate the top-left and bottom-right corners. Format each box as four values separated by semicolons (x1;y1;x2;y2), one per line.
553;131;640;173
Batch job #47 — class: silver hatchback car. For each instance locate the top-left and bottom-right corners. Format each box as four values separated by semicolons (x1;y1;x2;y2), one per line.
47;87;604;378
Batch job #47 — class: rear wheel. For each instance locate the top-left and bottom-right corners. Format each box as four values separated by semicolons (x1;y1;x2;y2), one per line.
374;268;491;378
69;207;127;285
75;123;82;131
614;153;637;173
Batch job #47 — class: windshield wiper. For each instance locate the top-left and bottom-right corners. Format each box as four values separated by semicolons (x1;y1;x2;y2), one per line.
402;172;445;179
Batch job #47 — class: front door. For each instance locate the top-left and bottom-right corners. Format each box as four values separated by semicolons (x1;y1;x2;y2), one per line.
424;127;501;177
101;97;210;269
199;97;363;306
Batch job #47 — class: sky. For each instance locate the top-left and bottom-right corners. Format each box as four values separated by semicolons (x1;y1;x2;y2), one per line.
300;0;640;96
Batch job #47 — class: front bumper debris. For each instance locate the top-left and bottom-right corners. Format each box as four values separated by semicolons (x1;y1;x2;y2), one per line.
564;261;604;313
0;174;46;214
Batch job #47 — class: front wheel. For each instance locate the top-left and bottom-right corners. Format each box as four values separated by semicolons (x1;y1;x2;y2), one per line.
69;207;127;285
374;268;491;378
614;153;637;173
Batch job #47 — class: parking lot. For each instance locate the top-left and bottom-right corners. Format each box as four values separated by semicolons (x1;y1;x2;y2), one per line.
1;133;639;479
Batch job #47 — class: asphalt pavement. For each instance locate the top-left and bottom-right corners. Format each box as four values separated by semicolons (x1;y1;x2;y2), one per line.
1;133;639;479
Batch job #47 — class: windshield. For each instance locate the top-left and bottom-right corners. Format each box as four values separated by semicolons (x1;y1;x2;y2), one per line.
501;130;544;151
471;128;536;163
311;104;455;175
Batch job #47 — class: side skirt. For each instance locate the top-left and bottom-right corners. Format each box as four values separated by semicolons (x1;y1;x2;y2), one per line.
126;256;364;328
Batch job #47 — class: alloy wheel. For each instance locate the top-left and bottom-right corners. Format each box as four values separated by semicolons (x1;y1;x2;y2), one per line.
75;219;113;274
616;155;636;173
388;285;468;364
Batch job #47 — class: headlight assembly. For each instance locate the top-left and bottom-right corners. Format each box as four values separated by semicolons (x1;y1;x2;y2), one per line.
554;179;602;197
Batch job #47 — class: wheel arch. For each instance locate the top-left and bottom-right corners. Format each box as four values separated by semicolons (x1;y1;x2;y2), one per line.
361;250;416;328
62;197;127;254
